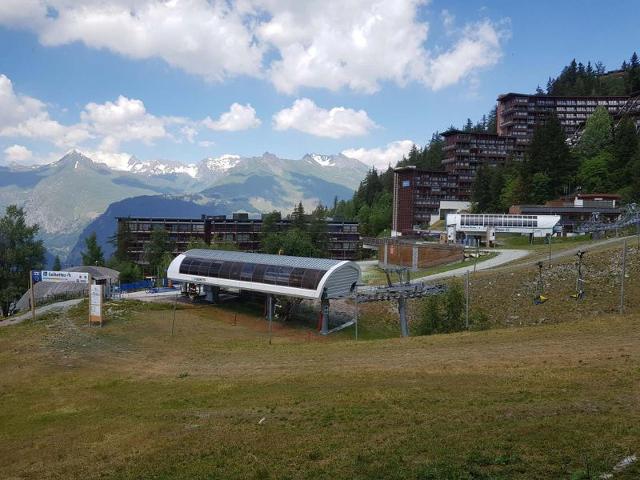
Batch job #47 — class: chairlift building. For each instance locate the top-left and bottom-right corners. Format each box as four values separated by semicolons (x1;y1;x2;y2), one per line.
167;249;361;334
446;213;561;244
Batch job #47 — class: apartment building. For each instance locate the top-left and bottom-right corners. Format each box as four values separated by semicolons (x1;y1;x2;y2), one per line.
391;167;457;236
497;93;629;144
116;214;361;266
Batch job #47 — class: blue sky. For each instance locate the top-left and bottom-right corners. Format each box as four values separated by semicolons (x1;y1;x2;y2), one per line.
0;0;638;169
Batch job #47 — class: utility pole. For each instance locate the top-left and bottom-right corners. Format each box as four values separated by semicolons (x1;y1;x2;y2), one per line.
267;294;273;344
620;239;627;314
474;242;479;274
354;291;359;341
548;234;552;264
465;270;470;329
29;270;36;322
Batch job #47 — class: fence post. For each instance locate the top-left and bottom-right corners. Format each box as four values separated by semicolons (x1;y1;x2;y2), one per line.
620;239;627;314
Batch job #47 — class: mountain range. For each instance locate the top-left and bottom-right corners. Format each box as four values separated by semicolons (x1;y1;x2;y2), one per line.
0;150;369;265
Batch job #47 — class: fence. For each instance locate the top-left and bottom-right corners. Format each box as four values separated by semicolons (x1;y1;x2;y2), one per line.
119;280;154;293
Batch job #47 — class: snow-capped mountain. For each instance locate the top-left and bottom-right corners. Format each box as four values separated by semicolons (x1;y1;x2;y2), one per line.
0;150;370;262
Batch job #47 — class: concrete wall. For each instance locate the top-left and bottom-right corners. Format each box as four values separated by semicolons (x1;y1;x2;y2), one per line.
378;242;464;271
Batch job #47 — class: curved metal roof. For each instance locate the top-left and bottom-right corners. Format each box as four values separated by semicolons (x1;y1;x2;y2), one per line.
167;249;360;300
180;249;344;270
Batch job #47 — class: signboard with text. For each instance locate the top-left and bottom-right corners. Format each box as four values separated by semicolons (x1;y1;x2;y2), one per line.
89;284;103;325
40;271;89;284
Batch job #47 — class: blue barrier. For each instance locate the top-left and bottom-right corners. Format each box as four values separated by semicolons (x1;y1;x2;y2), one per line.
119;280;154;292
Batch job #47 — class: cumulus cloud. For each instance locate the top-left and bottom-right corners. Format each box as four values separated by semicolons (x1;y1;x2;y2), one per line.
3;144;33;163
80;95;169;151
426;19;508;90
273;98;376;138
0;73;196;160
80;149;134;171
0;1;509;93
0;73;91;148
11;0;262;82
258;0;431;93
342;140;415;170
203;103;261;131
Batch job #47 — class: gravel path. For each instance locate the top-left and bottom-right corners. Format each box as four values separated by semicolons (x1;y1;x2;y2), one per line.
0;298;83;328
409;249;530;283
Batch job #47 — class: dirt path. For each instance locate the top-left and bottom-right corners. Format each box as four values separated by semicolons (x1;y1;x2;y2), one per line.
0;298;83;328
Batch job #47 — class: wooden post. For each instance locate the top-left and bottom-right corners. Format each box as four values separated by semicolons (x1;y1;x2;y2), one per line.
29;270;36;322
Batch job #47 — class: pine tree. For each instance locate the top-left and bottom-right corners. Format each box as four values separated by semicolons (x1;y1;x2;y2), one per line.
109;219;132;262
52;255;61;271
81;232;104;266
526;113;574;198
144;228;173;276
291;202;306;230
486;107;498;134
611;117;640;189
471;166;494;212
0;205;46;316
576;106;613;159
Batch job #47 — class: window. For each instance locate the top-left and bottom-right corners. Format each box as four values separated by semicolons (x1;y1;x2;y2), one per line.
229;262;243;280
402;180;410;187
240;263;256;281
252;264;266;283
276;266;294;286
263;266;279;284
289;268;305;288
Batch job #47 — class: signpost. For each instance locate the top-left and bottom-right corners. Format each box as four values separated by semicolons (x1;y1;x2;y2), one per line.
28;270;91;322
89;283;103;326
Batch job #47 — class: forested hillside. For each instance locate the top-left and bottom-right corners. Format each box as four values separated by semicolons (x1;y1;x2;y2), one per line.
334;52;640;229
545;52;640;96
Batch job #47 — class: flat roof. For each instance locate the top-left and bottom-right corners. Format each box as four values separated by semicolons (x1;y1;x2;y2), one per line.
497;92;630;101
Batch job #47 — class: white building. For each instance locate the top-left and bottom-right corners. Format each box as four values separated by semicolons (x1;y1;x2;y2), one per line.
446;213;561;244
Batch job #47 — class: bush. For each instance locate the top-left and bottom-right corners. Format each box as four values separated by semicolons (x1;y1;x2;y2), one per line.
469;310;491;331
418;295;443;335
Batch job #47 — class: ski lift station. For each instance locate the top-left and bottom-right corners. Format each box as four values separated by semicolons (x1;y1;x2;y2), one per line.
167;249;361;334
446;213;561;244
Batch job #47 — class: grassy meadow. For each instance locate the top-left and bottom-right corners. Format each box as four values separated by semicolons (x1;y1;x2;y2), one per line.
1;291;639;479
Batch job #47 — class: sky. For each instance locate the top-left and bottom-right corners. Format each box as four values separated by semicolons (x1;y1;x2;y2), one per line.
0;0;638;170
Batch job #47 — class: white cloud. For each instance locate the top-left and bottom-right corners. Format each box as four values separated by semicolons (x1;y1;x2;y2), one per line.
3;144;33;163
198;140;216;148
81;149;134;171
180;125;198;143
426;19;508;90
9;0;263;82
342;140;415;170
441;9;455;32
80;95;168;151
203;103;261;131
0;73;91;148
258;0;431;93
273;98;376;138
0;1;509;93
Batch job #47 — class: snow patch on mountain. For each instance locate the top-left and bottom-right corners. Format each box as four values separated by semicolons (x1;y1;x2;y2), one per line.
311;154;335;167
128;159;199;178
202;154;241;173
